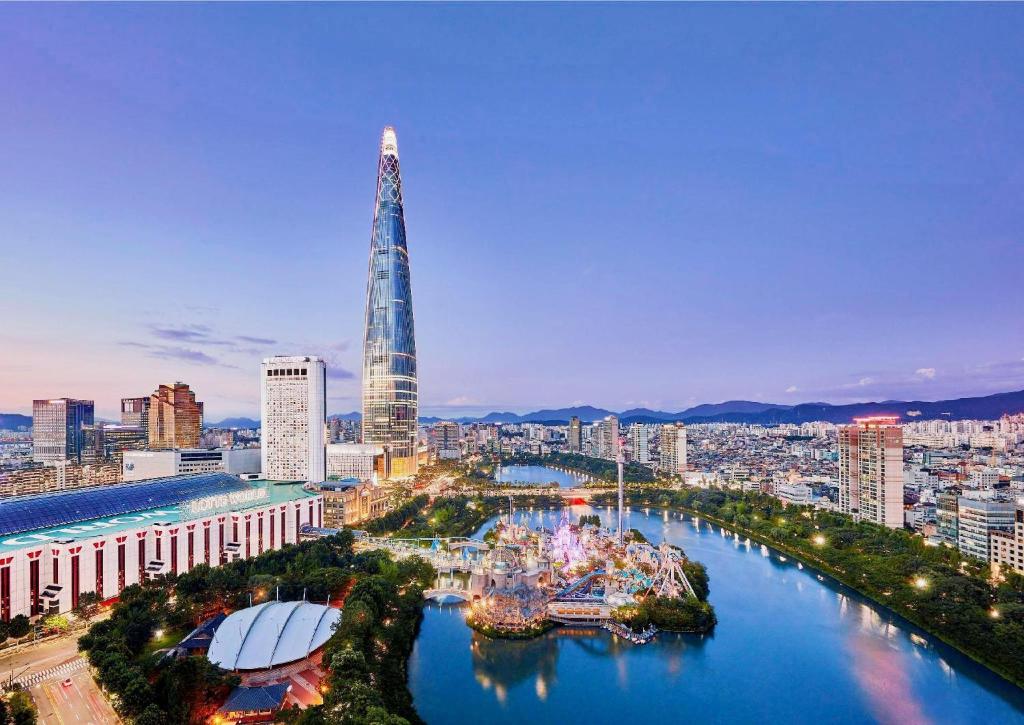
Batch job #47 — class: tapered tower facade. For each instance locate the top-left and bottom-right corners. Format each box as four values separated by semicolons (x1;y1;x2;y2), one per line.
362;127;418;478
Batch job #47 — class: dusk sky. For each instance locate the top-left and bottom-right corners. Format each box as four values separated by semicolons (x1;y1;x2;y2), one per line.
2;4;1022;421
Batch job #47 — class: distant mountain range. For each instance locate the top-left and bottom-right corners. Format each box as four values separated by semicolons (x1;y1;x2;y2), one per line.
0;413;31;430
12;389;1022;432
413;389;1024;425
206;417;260;429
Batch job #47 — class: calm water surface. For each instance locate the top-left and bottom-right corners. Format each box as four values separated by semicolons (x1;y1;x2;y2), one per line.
409;504;1024;725
494;464;586;488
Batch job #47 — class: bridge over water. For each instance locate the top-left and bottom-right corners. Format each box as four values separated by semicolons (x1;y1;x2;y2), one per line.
482;486;615;501
354;535;490;573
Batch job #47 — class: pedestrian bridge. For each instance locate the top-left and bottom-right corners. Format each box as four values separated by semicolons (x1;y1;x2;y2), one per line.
354;535;489;573
483;486;614;501
424;587;473;602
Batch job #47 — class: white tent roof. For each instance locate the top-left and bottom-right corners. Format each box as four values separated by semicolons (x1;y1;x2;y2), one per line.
207;600;341;671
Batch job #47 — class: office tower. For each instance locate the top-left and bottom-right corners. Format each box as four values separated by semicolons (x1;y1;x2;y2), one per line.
990;508;1024;574
120;397;150;430
659;423;687;475
568;416;582;453
429;421;462;460
148;382;203;450
260;356;326;482
838;416;904;528
958;496;1015;561
362;126;419;479
32;398;95;464
595;416;619;460
81;423;147;464
629;424;652;464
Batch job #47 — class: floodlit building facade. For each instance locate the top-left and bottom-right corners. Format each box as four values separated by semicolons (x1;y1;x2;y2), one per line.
0;474;322;620
260;356;326;483
362;127;419;479
32;398;95;465
838;416;904;528
148;383;203;450
325;443;384;482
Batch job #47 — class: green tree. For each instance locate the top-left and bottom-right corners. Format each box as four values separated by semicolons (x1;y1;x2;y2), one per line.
7;692;36;725
8;615;30;639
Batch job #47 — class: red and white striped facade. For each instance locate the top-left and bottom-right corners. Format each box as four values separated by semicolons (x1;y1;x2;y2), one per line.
0;493;324;621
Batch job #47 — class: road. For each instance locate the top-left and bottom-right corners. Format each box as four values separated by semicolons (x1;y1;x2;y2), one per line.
30;668;119;725
0;635;83;686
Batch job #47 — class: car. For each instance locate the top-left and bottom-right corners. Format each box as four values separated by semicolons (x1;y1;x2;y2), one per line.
61;678;73;688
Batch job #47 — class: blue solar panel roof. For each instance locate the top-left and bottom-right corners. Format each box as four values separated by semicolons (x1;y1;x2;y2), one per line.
0;473;250;537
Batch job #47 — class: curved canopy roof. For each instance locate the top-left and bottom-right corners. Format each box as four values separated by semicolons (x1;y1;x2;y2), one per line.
207;601;341;671
0;473;249;537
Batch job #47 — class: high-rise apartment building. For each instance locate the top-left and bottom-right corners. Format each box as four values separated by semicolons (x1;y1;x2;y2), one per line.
629;424;652;464
148;383;203;450
568;416;582;453
32;398;95;464
362;126;419;479
120;397;150;430
595;416;619;460
838;416;904;528
260;356;326;482
659;423;687;475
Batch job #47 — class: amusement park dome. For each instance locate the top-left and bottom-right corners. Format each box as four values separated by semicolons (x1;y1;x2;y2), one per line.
206;600;341;671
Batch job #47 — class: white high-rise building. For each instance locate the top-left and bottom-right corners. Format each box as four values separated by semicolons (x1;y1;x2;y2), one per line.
838;416;903;528
260;356;326;482
629;424;652;464
596;416;619;460
659;423;687;475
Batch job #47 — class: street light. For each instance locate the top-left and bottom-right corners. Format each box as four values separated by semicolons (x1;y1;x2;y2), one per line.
812;534;826;546
913;576;928;590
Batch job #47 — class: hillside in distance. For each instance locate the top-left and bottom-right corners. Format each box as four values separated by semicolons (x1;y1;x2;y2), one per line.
415;389;1024;425
0;413;31;430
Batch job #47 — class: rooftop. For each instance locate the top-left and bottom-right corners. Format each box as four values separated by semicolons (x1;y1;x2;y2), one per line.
0;474;317;553
207;600;341;671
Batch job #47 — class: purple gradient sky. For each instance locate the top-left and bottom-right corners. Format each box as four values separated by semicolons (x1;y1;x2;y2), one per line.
1;4;1023;421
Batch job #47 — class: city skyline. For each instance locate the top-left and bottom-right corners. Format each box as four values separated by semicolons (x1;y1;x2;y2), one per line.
2;4;1023;420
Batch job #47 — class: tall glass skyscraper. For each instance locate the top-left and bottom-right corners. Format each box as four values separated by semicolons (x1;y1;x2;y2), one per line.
362;126;418;478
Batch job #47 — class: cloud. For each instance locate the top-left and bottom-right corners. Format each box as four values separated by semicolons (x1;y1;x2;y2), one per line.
326;367;356;380
785;385;799;393
236;335;277;345
118;341;238;368
149;324;214;343
147;324;276;349
915;368;936;380
445;396;480;406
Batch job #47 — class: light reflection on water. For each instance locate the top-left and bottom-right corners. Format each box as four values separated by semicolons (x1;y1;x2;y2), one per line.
409;497;1024;724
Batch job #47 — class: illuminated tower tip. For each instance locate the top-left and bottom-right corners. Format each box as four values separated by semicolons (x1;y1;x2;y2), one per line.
381;126;399;157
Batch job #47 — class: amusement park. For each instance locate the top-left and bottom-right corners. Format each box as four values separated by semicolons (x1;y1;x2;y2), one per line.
356;454;716;642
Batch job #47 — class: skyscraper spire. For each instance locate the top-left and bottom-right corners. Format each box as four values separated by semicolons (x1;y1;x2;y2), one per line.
362;126;419;478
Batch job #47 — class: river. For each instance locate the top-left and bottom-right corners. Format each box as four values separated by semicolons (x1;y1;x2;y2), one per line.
409;498;1024;724
494;464;587;488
